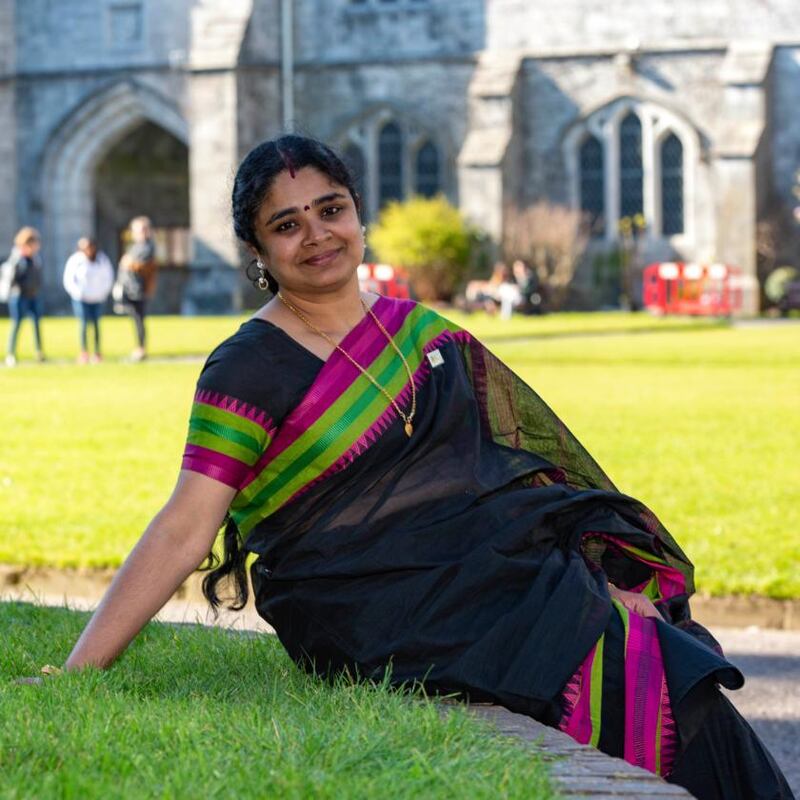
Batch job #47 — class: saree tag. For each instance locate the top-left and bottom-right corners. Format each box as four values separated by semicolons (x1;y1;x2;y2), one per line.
426;349;444;368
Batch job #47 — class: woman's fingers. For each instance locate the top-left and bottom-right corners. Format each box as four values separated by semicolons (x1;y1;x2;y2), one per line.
609;585;661;618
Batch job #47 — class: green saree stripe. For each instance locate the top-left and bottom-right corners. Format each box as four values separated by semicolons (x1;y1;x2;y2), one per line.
612;598;631;648
191;402;268;447
239;308;441;503
186;429;260;465
234;312;445;529
232;310;448;532
617;542;669;566
188;416;262;456
589;633;605;748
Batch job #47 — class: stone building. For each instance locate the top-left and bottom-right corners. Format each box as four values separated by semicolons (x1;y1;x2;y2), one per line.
1;0;799;312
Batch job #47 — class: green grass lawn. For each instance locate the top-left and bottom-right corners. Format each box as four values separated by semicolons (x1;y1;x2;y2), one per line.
0;310;719;363
1;312;798;597
2;602;556;799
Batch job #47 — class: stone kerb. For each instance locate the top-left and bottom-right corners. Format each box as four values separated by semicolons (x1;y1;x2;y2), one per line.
39;81;189;293
467;705;695;799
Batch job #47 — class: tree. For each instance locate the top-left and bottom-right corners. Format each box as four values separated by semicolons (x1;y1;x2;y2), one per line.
368;196;475;301
502;202;589;311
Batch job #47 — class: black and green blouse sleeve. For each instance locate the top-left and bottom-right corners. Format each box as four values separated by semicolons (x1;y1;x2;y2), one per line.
181;346;276;490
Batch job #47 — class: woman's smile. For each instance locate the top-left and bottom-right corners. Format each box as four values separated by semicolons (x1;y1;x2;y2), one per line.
303;247;343;267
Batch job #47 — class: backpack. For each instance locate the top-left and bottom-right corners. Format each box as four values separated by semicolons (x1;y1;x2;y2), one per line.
0;255;17;303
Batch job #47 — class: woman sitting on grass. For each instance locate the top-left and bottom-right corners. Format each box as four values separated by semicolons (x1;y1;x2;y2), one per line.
59;135;791;800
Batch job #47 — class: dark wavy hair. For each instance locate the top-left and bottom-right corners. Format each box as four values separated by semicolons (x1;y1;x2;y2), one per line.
233;134;361;294
202;134;360;611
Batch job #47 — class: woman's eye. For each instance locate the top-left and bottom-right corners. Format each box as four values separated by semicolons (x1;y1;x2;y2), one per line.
275;220;297;233
321;205;342;217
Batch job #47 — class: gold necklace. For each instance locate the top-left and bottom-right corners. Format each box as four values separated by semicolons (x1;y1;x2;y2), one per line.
277;293;417;437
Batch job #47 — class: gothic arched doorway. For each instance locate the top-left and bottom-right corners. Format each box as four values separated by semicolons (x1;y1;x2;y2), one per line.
94;121;189;312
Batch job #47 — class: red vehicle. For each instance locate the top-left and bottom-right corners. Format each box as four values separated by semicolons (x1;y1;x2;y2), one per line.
357;263;412;299
642;262;743;316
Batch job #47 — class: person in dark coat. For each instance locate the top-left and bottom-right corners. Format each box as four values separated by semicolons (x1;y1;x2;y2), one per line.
2;226;46;367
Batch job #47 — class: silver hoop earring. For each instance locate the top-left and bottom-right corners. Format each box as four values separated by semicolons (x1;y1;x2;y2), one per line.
361;225;367;237
256;259;269;292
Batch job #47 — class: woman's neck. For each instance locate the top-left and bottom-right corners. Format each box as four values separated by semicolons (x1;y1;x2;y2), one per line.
272;284;371;339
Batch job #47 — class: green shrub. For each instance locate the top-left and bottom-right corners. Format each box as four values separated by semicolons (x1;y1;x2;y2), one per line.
368;195;476;301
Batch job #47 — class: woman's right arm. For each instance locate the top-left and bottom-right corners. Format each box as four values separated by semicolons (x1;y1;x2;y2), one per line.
64;471;236;671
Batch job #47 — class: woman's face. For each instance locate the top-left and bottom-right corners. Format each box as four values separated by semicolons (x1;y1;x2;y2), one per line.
20;240;40;258
253;166;363;295
131;221;150;242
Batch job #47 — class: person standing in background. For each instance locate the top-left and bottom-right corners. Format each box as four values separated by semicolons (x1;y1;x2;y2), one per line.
1;227;46;367
63;237;114;364
116;216;157;362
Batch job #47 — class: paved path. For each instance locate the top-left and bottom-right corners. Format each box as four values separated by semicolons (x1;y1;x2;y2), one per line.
714;627;800;798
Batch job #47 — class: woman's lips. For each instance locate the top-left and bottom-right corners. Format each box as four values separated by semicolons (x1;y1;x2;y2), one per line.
304;248;342;267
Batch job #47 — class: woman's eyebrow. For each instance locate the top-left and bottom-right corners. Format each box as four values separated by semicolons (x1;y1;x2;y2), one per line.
265;192;348;226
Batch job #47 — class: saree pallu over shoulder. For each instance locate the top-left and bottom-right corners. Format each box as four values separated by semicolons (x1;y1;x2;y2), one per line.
226;296;694;605
229;298;456;535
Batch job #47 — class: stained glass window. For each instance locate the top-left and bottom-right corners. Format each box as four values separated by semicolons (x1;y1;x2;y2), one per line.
415;141;440;197
661;133;684;236
619;113;644;219
378;122;404;207
579;135;605;236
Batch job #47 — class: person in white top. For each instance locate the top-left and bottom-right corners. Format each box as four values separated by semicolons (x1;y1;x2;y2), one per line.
62;237;114;364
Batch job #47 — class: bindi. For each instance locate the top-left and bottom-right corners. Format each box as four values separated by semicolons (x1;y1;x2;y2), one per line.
303;205;311;211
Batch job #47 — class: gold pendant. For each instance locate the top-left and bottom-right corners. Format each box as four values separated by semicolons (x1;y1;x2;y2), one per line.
404;422;413;437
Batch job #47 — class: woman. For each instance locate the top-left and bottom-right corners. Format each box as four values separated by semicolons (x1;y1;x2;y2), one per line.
1;226;46;366
62;136;791;799
62;237;114;364
115;216;156;362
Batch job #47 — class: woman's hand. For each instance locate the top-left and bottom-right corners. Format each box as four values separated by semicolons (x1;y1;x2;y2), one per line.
608;583;662;619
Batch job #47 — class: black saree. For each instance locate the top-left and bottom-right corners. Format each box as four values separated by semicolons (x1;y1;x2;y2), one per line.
182;296;793;799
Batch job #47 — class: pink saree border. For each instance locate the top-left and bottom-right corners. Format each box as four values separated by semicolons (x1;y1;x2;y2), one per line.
559;643;598;745
254;295;415;472
623;613;677;776
193;389;277;435
182;444;252;489
280;328;467;506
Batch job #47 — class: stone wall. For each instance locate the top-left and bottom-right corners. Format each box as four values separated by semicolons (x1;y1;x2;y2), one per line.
292;0;484;64
13;0;194;72
0;0;16;252
486;0;800;52
6;0;800;314
10;0;192;303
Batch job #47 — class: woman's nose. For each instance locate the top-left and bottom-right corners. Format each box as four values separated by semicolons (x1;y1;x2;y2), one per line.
302;216;332;245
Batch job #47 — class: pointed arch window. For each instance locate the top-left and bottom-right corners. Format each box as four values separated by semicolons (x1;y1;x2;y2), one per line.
579;135;605;236
661;133;684;236
415;140;440;197
378;122;404;207
619;113;644;219
342;142;368;220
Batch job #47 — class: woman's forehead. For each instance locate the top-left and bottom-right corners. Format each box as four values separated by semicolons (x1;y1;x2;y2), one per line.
261;167;343;210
